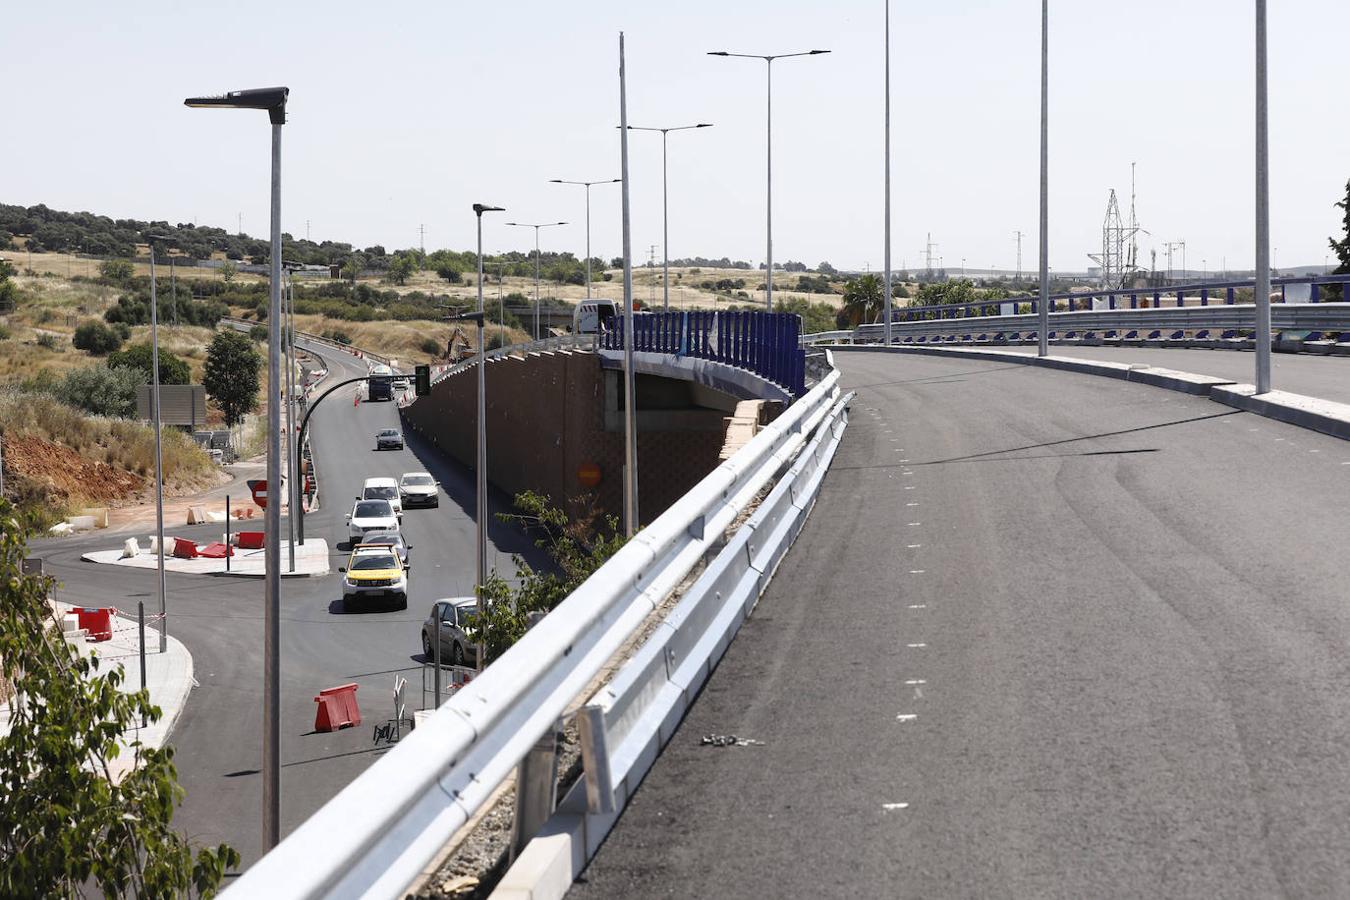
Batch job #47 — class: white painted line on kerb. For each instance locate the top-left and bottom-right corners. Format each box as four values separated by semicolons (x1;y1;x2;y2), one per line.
907;522;921;526
906;502;919;507
907;604;926;609
904;485;916;490
904;679;927;685
907;642;927;648
909;570;925;574
882;802;910;811
907;544;922;549
896;714;918;723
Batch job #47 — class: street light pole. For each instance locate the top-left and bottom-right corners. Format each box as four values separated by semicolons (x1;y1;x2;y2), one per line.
472;204;503;670
883;0;893;347
620;33;639;536
708;49;829;312
549;179;620;300
1037;0;1050;358
1254;0;1272;394
184;84;289;852
623;125;713;312
149;242;167;655
505;221;568;341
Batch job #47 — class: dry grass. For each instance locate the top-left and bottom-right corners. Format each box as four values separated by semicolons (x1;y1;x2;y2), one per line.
290;314;533;364
11;247;264;284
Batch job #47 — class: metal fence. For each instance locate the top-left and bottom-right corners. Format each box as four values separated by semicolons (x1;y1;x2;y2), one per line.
600;310;806;397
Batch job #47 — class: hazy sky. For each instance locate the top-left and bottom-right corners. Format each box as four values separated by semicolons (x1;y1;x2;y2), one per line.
3;1;1347;273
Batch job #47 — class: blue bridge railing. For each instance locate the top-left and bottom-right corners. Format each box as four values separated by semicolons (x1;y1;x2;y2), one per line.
889;273;1350;322
601;310;806;397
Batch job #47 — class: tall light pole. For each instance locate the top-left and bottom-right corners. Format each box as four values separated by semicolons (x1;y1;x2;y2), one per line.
504;221;567;340
883;0;893;346
708;48;830;311
548;178;620;299
619;33;639;535
1037;1;1050;357
147;238;168;655
1254;0;1272;393
184;84;288;852
281;263;299;573
472;203;502;669
622;124;713;311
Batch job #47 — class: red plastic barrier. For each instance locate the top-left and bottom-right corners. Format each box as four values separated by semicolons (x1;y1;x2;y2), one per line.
73;607;113;641
237;531;265;550
314;683;361;732
198;542;233;559
172;537;199;559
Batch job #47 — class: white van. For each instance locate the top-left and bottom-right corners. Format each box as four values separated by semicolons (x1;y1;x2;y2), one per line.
361;476;402;520
573;300;619;335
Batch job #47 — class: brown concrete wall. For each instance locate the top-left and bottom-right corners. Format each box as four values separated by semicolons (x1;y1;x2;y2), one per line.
400;351;728;525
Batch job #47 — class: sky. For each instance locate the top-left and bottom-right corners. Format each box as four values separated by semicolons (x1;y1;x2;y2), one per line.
2;1;1348;274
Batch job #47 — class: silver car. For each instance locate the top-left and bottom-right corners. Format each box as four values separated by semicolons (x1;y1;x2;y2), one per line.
421;598;479;668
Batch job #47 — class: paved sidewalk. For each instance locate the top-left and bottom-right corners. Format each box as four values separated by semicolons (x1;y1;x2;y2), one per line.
0;603;194;783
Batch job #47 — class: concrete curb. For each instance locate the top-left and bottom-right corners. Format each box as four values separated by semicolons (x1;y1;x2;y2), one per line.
826;344;1350;439
1209;385;1350;440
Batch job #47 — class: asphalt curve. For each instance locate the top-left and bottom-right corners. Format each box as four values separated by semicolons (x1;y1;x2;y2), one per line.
31;338;544;871
571;349;1350;899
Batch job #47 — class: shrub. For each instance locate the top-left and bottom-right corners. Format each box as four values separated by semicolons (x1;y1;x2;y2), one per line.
249;324;268;342
54;363;141;417
72;320;123;355
35;332;60;351
322;328;352;345
107;342;191;385
418;337;441;356
0;323;10;341
98;258;134;283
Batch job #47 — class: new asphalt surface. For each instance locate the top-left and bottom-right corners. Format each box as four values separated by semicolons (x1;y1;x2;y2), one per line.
30;338;545;872
572;349;1350;899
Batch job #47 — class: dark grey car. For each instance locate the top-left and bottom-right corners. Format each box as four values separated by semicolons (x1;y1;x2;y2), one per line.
376;428;403;450
421;598;479;668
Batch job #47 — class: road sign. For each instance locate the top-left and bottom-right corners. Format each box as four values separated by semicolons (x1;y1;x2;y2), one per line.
248;479;268;509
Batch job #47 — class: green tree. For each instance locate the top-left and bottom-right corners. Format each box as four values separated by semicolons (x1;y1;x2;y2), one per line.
203;330;261;428
72;320;124;355
1328;179;1350;301
0;259;17;312
386;253;417;286
99;258;134;283
435;263;462;284
219;260;238;284
340;255;363;285
0;501;239;896
55;363;142;417
468;492;627;663
840;274;884;327
107;342;192;385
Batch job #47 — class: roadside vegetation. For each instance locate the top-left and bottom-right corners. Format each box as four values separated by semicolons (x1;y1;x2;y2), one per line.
470;492;627;662
0;500;238;896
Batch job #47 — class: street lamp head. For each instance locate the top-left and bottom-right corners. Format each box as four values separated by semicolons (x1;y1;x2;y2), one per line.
707;51;730;56
696;123;714;128
808;49;831;55
184;86;289;124
473;203;505;215
548;179;564;183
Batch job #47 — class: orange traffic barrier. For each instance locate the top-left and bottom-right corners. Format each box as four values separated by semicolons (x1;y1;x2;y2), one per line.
314;683;361;732
237;531;264;550
73;607;113;641
172;537;199;559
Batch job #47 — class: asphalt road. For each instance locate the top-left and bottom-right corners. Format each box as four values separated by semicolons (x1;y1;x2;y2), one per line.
31;338;545;872
1003;344;1350;406
573;349;1350;899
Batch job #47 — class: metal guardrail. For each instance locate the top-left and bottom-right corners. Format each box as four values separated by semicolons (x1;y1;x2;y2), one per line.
601;310;807;397
838;302;1350;343
227;355;845;898
878;273;1350;322
428;333;596;387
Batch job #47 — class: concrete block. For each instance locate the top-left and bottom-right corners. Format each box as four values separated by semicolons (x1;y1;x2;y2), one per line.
121;538;140;559
67;515;96;532
80;507;109;528
1125;366;1237;396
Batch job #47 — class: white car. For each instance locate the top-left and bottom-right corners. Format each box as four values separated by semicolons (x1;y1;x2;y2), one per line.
362;476;402;519
346;498;399;543
399;471;440;509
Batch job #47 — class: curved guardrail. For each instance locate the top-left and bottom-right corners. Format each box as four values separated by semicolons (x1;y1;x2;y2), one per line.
226;355;847;898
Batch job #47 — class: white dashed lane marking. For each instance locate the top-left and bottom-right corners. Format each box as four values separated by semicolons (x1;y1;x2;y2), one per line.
896;714;918;723
882;802;910;811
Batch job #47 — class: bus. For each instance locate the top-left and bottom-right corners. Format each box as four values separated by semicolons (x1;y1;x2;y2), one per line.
367;364;395;402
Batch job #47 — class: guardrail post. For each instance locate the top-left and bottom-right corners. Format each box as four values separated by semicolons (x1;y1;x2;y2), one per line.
1176;290;1184;307
512;719;563;859
1227;287;1235;304
1201;288;1209;306
578;704;615;815
1130;293;1137;309
1311;282;1321;303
